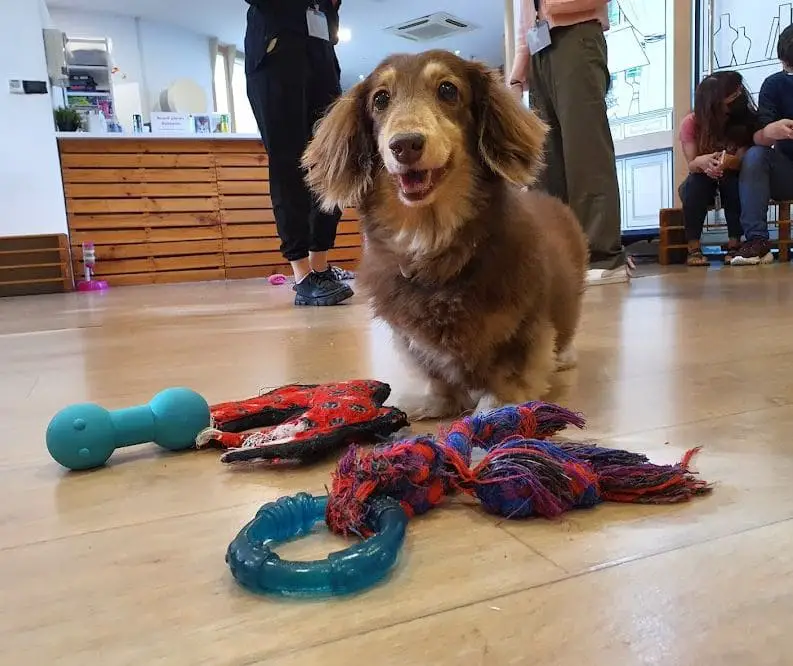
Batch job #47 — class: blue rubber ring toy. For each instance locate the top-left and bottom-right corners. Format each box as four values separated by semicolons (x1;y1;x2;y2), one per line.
226;492;408;597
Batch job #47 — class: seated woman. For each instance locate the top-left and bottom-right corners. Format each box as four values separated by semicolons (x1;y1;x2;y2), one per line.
678;71;760;266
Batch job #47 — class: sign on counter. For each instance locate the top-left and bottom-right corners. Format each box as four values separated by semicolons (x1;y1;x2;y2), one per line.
150;112;193;135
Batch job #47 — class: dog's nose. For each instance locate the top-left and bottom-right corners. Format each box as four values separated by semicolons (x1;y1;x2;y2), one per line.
388;133;426;165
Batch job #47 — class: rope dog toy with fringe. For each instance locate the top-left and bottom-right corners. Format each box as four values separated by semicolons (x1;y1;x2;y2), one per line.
326;401;712;536
227;401;712;597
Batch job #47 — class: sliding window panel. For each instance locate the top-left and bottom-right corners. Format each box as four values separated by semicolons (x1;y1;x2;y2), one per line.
607;0;674;149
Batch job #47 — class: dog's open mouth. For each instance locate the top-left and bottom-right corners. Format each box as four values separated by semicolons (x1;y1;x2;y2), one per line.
397;168;445;202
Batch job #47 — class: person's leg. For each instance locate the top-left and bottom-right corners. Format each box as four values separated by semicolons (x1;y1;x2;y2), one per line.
716;171;743;263
305;41;345;276
739;146;773;241
246;37;350;305
530;51;568;202
734;146;781;265
679;173;717;265
246;38;313;280
547;22;623;269
768;148;793;200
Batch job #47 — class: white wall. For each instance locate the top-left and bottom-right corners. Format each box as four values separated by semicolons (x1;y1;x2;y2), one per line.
48;8;213;120
0;0;68;236
139;19;212;113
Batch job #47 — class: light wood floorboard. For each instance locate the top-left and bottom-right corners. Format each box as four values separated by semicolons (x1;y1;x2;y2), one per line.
1;266;791;665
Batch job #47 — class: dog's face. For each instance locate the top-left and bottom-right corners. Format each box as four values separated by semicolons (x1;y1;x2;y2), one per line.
366;55;474;207
303;50;548;213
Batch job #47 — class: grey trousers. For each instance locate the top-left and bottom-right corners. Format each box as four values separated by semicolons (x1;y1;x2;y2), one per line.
530;20;622;264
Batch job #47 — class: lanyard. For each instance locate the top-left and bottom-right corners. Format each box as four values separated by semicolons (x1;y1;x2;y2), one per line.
534;0;540;11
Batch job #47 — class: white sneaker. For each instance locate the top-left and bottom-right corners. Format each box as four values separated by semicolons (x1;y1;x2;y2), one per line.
728;240;774;266
729;252;774;266
586;256;635;286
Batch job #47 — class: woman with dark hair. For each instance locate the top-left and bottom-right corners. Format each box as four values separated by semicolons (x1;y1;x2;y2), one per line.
678;71;760;266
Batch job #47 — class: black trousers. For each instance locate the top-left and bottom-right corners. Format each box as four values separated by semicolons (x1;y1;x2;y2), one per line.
678;172;742;242
246;35;342;262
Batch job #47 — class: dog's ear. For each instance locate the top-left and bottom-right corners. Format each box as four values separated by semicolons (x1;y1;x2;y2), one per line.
302;82;376;212
467;61;548;185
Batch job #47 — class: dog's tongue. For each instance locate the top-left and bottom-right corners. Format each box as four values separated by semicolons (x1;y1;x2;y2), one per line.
399;170;431;194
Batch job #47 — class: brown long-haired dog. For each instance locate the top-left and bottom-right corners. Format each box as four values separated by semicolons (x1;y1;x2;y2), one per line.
302;50;587;419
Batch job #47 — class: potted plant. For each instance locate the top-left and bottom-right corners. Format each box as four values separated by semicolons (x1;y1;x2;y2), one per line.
54;107;83;132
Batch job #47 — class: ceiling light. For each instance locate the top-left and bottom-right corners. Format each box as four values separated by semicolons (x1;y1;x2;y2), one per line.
358;74;365;80
454;50;461;55
338;27;352;43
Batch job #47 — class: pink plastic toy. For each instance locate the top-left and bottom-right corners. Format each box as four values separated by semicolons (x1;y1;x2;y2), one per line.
77;242;108;292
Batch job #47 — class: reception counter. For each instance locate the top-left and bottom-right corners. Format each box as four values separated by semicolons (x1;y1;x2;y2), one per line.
57;134;362;286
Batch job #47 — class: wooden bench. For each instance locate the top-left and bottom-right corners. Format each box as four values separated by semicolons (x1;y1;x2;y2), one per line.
659;200;792;265
0;234;73;297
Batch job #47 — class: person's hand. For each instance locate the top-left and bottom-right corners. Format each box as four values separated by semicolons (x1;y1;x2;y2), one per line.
764;119;793;141
693;153;721;178
705;163;724;179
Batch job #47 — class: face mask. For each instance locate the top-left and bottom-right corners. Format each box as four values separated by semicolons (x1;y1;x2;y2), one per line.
727;96;749;116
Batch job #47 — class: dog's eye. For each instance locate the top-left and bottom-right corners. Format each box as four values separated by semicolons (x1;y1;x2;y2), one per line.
373;90;391;112
438;81;458;102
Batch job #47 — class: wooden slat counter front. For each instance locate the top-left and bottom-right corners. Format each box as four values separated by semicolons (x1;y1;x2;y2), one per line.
57;135;362;286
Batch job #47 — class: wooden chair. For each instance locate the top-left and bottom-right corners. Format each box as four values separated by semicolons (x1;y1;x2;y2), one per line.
659;200;792;265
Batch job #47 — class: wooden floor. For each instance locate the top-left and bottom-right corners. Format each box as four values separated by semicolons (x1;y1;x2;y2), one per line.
2;266;793;665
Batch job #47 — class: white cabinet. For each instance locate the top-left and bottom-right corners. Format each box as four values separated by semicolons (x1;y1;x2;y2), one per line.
616;149;672;231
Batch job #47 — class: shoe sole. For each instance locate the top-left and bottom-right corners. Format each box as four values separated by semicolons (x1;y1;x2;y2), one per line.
586;268;630;286
730;252;774;266
294;287;354;306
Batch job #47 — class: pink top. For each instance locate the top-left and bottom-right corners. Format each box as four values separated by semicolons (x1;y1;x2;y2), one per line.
509;0;610;87
679;113;697;145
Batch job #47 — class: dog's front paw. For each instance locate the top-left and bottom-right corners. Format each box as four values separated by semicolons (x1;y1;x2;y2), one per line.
474;393;507;415
398;393;459;421
556;344;577;371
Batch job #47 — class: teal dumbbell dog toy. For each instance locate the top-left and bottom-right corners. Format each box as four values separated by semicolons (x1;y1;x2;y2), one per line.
46;387;210;471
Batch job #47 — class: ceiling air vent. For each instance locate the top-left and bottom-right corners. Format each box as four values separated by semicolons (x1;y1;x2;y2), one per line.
385;13;477;42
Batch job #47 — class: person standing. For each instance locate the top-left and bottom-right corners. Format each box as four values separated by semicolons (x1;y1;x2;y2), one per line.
735;24;793;265
509;0;631;285
245;0;353;306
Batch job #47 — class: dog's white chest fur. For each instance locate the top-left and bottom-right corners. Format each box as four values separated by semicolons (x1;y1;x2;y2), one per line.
406;336;462;384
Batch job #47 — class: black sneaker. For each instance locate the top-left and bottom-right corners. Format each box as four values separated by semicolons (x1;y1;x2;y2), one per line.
293;271;354;306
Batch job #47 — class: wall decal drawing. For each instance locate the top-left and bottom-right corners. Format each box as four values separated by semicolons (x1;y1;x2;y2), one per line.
734;26;753;64
713;13;739;68
701;1;793;99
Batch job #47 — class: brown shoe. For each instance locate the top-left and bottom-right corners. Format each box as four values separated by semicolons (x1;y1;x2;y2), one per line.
730;239;773;266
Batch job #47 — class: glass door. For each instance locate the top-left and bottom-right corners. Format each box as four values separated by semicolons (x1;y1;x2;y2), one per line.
606;0;675;232
606;0;674;144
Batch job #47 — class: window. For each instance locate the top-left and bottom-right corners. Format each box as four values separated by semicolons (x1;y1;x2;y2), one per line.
606;0;673;141
214;53;229;115
232;57;258;134
697;0;790;102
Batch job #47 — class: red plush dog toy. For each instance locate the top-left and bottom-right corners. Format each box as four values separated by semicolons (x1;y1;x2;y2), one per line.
195;380;409;465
